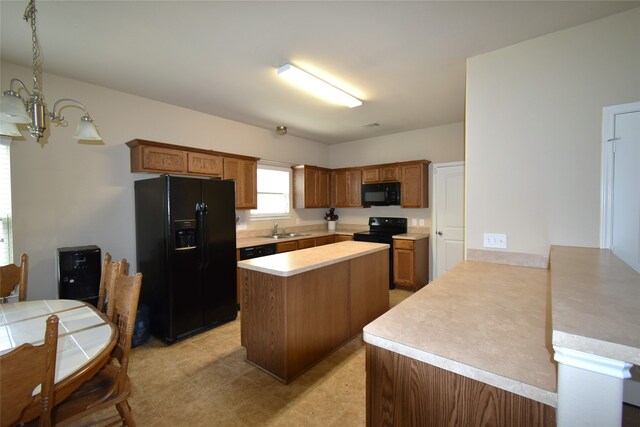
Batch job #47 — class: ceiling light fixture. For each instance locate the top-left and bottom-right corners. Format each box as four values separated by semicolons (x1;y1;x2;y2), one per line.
277;64;362;108
0;0;101;144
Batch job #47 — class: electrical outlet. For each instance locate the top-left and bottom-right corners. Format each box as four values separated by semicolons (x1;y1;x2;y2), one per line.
419;219;425;226
412;219;417;226
483;233;507;249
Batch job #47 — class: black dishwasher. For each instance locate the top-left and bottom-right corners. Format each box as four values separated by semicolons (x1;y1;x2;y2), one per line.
239;243;276;260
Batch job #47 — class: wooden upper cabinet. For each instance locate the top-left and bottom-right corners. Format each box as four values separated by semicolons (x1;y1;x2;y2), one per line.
293;165;331;209
400;161;430;208
332;169;362;208
223;157;257;210
130;143;187;173
126;139;258;210
362;165;399;183
187;152;222;177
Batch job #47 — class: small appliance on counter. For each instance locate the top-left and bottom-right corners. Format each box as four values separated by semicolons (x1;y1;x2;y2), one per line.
57;245;101;306
353;217;408;289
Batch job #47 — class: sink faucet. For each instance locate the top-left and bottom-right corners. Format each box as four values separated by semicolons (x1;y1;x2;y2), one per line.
273;222;279;235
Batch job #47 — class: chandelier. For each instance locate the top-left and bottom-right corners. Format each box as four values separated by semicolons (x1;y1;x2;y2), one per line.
0;0;101;143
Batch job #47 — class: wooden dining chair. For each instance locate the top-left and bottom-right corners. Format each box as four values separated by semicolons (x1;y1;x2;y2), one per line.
95;251;112;312
0;253;28;302
53;271;143;427
97;254;129;321
0;314;59;427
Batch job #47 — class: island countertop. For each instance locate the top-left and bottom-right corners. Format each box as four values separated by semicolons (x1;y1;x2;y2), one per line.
363;260;557;407
237;241;389;277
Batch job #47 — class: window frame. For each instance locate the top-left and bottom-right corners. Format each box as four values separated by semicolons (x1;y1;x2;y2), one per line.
0;136;13;265
249;162;292;221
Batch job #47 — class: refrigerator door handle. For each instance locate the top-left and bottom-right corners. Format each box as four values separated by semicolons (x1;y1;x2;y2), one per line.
198;202;210;270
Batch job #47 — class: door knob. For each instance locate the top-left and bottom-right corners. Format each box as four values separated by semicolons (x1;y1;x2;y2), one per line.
437;231;443;236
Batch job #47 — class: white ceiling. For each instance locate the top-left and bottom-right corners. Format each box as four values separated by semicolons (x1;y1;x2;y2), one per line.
1;1;638;144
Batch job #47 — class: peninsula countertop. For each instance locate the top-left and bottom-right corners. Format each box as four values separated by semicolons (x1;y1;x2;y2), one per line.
550;246;640;364
363;260;557;407
237;241;389;277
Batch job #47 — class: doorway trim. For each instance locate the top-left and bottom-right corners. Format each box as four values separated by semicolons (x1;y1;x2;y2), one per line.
600;101;640;249
432;161;465;280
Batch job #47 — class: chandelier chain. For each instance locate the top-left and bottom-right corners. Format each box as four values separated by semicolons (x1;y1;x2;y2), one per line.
24;0;42;96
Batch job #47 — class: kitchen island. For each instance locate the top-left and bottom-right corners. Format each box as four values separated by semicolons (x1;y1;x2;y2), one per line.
364;260;557;426
238;241;389;383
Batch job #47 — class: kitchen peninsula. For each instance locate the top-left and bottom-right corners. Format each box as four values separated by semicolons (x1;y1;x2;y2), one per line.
238;241;389;383
364;260;557;426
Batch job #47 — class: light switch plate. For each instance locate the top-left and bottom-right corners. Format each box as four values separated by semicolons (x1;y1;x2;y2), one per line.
483;233;507;249
419;219;425;226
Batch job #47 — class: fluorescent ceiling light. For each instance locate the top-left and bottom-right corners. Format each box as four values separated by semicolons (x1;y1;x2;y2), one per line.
277;64;362;108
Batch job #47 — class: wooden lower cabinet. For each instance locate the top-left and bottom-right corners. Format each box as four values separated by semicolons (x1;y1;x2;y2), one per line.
335;234;354;242
276;241;298;253
297;238;316;249
366;344;556;427
315;235;335;246
393;238;429;291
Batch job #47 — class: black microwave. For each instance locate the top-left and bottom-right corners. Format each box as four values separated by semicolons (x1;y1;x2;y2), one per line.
361;182;401;206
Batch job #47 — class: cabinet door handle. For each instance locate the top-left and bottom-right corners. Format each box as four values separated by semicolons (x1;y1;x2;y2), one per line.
437;231;443;236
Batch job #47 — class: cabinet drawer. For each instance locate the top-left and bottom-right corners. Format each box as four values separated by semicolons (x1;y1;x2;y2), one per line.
298;238;316;249
188;152;222;176
334;235;354;242
394;239;414;250
276;241;298;253
315;235;335;246
141;146;186;172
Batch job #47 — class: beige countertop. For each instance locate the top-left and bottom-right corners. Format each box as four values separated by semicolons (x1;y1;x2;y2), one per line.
550;246;640;364
392;232;429;240
237;241;389;277
236;229;364;249
363;260;557;407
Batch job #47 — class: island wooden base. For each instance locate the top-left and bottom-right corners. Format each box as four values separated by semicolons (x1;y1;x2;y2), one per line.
366;344;556;426
241;249;388;383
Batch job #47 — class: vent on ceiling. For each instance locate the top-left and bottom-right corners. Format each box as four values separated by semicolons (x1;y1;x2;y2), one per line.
362;122;381;128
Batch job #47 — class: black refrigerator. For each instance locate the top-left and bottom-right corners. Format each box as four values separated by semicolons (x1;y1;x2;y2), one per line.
134;175;237;344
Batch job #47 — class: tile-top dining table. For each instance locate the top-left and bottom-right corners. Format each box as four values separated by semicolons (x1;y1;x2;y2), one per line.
0;299;118;422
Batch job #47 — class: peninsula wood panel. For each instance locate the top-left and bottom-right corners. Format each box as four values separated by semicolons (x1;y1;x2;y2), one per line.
366;344;556;427
350;251;389;335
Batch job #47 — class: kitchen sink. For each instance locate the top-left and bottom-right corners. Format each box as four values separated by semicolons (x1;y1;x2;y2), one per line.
263;233;311;239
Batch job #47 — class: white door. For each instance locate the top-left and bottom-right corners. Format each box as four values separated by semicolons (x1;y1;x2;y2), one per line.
611;109;640;273
433;162;464;280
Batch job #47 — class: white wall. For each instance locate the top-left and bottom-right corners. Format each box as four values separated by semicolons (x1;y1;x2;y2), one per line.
465;7;640;258
328;123;464;228
1;61;329;299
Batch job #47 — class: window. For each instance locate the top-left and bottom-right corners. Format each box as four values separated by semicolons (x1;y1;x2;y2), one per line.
250;163;291;219
0;137;12;265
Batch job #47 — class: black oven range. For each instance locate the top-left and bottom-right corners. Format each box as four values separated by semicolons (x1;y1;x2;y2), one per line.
353;217;407;289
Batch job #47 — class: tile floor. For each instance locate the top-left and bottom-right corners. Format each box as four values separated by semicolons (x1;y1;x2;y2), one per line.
74;289;413;427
